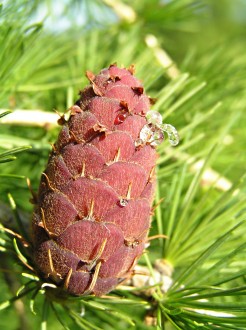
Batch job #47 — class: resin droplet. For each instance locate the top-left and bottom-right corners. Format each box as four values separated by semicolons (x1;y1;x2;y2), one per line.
146;110;163;126
114;113;127;125
149;129;164;146
161;123;180;146
139;124;164;147
119;199;129;207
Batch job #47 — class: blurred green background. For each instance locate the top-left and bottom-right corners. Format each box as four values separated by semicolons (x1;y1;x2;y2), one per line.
0;0;246;329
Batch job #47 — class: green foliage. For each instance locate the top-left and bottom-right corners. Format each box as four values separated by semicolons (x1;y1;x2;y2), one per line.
0;0;246;329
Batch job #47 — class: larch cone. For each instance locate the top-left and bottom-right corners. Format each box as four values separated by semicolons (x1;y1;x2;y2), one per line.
32;64;158;296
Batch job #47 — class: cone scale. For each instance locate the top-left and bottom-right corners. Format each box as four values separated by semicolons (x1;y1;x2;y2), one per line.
32;64;158;296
